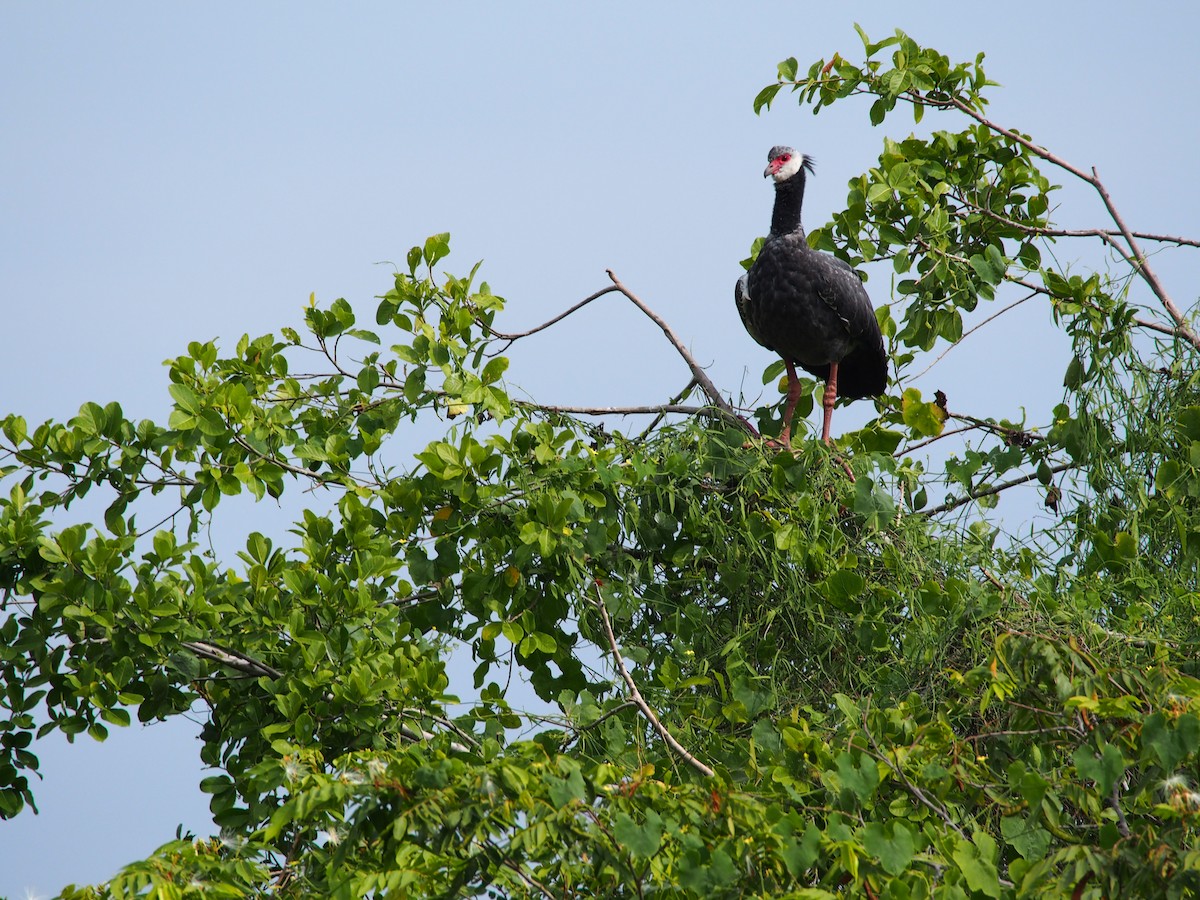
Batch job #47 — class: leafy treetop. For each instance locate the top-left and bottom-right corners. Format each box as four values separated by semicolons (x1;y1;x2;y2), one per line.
2;26;1200;900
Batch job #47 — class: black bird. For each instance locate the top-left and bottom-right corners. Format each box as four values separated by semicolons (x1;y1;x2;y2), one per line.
736;146;887;445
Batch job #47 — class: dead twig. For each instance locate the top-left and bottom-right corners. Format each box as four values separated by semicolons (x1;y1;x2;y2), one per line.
183;640;282;679
922;462;1074;516
604;271;741;425
591;584;714;778
487;285;622;351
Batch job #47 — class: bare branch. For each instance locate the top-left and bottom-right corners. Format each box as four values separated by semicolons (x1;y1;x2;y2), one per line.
898;409;1042;459
963;725;1083;743
1090;166;1200;350
523;403;710;417
897;422;983;456
487;285;622;349
859;716;968;841
947;411;1043;446
908;289;1040;382
932;94;1199;350
231;434;338;485
635;379;699;441
574;701;638;735
955;200;1200;248
922;461;1074;516
592;584;715;778
517;400;747;433
183;640;282;679
401;707;480;751
1111;781;1132;839
604;270;742;426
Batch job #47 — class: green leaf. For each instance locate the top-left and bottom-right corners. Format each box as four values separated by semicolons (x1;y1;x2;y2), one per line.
3;414;28;445
1073;743;1126;796
481;356;509;385
753;83;782;114
852;477;896;531
782;823;822;876
423;232;451;267
901;387;947;438
168;383;200;414
546;766;588;808
952;833;1001;898
863;821;915;875
613;810;662;859
1001;814;1050;861
824;569;865;602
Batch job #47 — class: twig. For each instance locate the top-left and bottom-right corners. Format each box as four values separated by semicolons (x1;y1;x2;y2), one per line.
183;640;282;679
525;402;709;417
384;588;441;609
979;567;1008;594
898;423;980;456
604;271;742;425
963;725;1082;742
591;584;714;778
573;701;638;736
908;290;1039;382
953;201;1200;248
487;285;622;350
486;840;557;899
634;379;698;441
935;95;1199;351
1110;782;1131;839
922;462;1074;516
859;716;967;840
947;412;1042;446
1089;166;1199;350
400;707;480;751
518;400;745;432
231;434;337;484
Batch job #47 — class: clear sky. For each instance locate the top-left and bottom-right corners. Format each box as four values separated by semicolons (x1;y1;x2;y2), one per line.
3;4;1198;896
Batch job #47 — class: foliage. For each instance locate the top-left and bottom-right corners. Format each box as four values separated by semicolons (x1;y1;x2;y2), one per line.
3;26;1200;899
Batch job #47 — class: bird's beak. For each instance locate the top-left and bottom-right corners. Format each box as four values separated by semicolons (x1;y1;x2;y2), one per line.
763;162;776;179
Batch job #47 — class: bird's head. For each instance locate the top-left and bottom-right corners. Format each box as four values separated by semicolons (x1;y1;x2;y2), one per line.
764;146;813;183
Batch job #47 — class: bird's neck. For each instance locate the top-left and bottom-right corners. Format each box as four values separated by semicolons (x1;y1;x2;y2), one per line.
770;177;806;240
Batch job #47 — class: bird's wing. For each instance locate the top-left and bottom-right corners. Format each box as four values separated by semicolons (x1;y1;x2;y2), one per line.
816;255;879;340
816;255;887;397
735;272;771;350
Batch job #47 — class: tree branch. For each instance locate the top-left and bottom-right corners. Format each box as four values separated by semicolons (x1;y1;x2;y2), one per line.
230;434;339;485
907;289;1040;382
591;584;714;778
400;710;480;753
182;640;283;679
859;716;967;841
1089;167;1199;350
486;285;622;349
518;400;745;431
934;95;1199;351
954;200;1200;248
604;271;743;426
922;461;1074;516
634;379;699;441
1110;781;1132;839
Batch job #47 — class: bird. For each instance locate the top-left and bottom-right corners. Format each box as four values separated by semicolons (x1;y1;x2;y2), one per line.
736;146;887;446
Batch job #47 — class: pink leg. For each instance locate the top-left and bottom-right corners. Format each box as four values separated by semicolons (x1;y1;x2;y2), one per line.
821;361;839;445
778;360;804;446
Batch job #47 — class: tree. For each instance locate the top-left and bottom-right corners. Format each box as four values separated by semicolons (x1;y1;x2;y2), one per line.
3;26;1200;898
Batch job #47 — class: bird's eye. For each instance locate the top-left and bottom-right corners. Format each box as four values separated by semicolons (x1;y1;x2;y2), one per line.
779;154;791;163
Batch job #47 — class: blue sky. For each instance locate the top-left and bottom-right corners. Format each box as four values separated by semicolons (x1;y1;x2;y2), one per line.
3;4;1198;895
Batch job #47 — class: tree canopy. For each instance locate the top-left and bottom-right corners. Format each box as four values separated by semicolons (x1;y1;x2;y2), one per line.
3;27;1200;898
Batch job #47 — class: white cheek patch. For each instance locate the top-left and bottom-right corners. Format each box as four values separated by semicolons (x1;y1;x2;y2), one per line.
774;154;805;182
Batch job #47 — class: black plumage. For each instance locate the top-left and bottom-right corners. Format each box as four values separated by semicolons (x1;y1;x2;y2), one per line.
736;146;886;444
